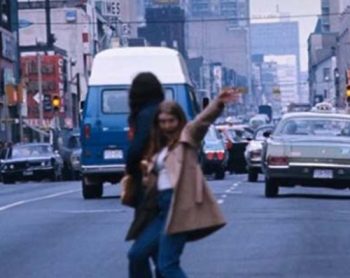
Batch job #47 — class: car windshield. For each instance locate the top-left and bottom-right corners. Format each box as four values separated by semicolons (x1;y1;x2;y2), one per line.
276;117;350;137
255;127;272;140
11;145;52;159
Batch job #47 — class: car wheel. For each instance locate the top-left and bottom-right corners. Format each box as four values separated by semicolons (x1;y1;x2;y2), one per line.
51;168;62;182
214;167;225;180
3;175;15;184
265;177;279;197
82;179;103;199
248;168;258;182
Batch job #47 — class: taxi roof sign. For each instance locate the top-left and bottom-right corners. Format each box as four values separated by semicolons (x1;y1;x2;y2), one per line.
311;102;335;113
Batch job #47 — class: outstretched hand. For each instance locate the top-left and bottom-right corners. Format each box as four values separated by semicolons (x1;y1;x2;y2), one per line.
218;87;240;104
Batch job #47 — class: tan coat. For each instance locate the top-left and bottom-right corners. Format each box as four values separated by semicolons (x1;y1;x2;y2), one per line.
126;99;226;241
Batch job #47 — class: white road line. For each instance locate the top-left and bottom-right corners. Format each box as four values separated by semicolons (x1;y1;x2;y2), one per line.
55;209;125;214
229;191;243;194
0;189;80;212
221;194;227;198
217;199;224;204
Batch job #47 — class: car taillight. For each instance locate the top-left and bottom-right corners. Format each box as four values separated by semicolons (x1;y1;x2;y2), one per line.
216;151;225;160
128;127;135;141
84;124;91;140
206;152;214;160
268;156;288;166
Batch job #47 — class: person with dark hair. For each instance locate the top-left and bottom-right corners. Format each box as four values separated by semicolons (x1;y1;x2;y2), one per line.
126;72;165;206
125;72;165;278
127;88;236;278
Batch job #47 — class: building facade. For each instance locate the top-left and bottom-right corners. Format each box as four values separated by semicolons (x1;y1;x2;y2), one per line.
251;21;301;109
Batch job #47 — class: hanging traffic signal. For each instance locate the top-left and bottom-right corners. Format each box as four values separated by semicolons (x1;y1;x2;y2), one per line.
52;95;61;112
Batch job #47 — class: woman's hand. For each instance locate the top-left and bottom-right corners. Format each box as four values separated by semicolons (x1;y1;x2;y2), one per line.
218;87;240;104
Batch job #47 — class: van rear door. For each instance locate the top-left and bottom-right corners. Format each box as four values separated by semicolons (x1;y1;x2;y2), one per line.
81;87;129;172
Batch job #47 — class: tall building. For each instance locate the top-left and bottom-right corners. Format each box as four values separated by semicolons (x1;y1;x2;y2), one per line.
189;0;249;27
251;21;300;109
186;0;251;100
138;6;187;58
0;0;19;141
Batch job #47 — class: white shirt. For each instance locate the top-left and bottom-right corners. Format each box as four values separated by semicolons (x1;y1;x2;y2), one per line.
156;147;173;191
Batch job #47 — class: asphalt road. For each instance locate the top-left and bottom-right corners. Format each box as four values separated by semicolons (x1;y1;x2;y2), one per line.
1;174;350;278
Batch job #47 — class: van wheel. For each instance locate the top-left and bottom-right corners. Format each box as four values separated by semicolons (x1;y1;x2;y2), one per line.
82;180;103;199
265;178;279;197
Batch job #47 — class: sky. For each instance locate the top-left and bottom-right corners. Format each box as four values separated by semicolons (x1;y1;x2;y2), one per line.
250;0;321;72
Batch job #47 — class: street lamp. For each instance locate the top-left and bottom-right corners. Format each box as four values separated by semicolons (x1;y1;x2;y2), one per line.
66;57;76;128
36;40;46;142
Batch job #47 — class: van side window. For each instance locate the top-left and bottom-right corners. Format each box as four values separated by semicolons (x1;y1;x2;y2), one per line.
102;90;129;114
164;88;174;100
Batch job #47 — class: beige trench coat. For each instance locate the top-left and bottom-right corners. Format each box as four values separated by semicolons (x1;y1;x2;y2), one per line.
126;99;226;241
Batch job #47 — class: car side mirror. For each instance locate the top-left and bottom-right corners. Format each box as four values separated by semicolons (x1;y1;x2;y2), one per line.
263;131;271;138
202;97;209;110
80;100;85;111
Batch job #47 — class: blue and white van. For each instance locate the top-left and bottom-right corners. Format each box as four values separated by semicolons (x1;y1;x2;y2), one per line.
81;47;200;199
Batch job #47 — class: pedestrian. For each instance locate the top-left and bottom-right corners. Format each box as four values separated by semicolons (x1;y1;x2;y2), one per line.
127;87;236;277
125;72;165;278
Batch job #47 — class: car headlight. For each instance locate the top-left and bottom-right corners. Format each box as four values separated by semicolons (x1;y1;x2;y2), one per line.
9;164;14;169
41;160;51;167
70;154;81;168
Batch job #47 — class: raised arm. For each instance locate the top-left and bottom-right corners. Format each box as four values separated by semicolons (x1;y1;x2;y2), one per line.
181;88;239;147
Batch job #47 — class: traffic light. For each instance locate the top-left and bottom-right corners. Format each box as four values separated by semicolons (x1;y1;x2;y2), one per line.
346;85;350;105
52;95;61;112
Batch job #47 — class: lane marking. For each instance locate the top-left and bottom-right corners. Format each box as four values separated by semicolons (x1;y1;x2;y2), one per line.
228;190;242;194
0;189;80;212
221;194;227;198
54;209;125;214
217;199;224;204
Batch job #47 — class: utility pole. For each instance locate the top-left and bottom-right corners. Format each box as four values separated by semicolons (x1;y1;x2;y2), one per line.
37;50;44;142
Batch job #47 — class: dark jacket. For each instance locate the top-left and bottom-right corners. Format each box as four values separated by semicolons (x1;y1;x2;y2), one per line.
126;101;160;207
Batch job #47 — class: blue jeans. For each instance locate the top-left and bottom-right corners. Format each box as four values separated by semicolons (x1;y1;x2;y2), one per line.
128;189;187;278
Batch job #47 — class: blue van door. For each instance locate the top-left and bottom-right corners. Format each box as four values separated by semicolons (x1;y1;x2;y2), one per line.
81;87;129;183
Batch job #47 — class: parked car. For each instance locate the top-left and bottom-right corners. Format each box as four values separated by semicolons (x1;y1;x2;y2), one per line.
200;126;228;180
0;143;63;184
244;125;274;182
217;124;253;173
57;129;81;180
262;102;350;197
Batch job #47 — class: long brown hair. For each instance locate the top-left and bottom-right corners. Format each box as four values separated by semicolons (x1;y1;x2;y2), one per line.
146;101;187;159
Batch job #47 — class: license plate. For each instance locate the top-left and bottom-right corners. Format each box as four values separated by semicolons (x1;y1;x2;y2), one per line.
23;170;33;176
313;169;333;179
104;149;123;160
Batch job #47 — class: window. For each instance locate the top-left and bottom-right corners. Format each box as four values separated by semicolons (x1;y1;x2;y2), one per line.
102;89;129;114
323;68;330;82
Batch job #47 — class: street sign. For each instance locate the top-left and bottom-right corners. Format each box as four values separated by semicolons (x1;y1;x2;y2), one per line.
33;92;43;103
102;0;121;17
